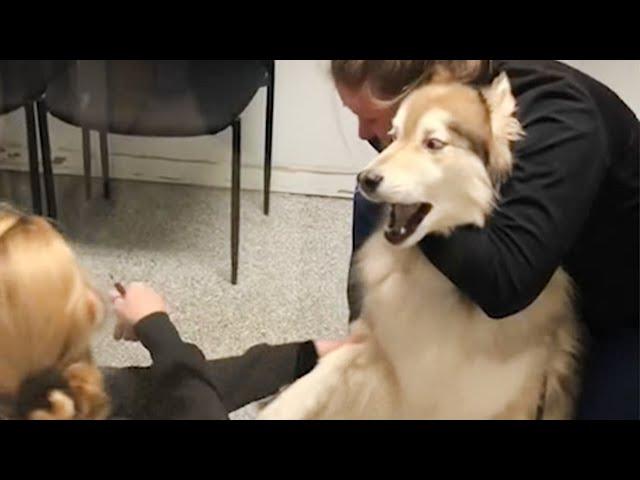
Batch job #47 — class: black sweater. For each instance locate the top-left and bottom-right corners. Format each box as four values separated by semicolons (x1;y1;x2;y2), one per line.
105;312;318;420
351;60;639;337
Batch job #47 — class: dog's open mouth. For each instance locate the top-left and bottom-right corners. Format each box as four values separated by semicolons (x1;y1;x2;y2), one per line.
384;203;433;245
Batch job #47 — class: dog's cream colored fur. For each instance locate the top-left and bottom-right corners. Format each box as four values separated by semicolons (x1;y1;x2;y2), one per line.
258;73;581;420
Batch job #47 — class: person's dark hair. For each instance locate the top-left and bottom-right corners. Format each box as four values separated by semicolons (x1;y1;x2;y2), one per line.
331;60;491;100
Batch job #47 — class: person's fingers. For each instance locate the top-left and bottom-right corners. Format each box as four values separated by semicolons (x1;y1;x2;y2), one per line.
112;296;125;312
347;333;366;343
315;339;347;357
315;332;369;357
108;289;121;302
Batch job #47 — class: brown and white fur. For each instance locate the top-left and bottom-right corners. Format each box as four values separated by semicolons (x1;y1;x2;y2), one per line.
258;72;582;420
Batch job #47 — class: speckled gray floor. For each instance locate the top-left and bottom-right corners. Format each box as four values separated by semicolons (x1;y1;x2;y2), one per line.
1;171;353;419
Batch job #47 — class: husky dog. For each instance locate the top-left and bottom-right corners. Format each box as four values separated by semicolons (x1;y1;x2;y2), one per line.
258;72;582;420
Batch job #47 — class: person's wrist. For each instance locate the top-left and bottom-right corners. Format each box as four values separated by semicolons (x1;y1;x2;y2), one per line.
133;310;168;330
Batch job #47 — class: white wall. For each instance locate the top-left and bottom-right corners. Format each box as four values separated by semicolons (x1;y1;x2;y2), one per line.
562;60;640;117
1;60;638;199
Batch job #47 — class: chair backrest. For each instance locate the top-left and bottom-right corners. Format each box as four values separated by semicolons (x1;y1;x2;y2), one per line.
259;60;274;80
0;60;72;114
43;60;270;137
77;60;269;98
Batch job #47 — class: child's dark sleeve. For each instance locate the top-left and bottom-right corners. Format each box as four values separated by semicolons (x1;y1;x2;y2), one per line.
201;339;318;413
134;312;318;418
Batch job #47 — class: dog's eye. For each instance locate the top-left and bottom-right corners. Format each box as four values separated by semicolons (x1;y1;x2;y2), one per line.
424;138;447;151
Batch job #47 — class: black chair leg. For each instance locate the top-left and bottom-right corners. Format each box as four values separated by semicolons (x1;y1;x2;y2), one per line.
82;127;92;200
99;131;110;199
231;118;241;285
264;64;274;216
35;99;57;219
24;103;42;215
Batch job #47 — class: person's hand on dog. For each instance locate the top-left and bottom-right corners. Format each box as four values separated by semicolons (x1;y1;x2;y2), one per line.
314;334;364;358
110;282;167;342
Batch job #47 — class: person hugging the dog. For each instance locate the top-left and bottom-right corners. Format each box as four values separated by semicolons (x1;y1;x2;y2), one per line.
331;60;638;419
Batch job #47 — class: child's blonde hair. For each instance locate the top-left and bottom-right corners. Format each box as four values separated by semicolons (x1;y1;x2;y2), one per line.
0;204;110;419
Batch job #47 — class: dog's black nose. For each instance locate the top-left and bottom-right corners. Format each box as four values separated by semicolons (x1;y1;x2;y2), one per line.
358;172;383;194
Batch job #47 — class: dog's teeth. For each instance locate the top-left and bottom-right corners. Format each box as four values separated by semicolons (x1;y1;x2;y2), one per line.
400;227;407;235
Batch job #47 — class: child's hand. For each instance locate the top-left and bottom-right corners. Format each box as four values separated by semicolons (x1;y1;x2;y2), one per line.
110;282;167;342
314;333;365;357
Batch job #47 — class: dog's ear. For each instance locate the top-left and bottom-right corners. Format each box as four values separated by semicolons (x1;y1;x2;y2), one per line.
481;72;524;183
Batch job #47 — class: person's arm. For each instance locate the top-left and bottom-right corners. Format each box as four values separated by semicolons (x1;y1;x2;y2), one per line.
135;311;319;415
133;311;229;419
200;340;318;413
416;76;608;318
110;283;354;418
